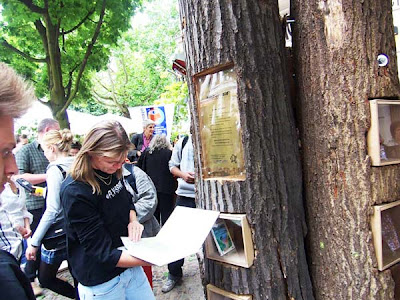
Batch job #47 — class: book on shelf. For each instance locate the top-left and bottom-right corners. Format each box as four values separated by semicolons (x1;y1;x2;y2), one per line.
211;219;235;256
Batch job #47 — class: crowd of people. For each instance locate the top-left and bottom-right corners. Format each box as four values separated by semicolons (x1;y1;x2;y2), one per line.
0;63;196;299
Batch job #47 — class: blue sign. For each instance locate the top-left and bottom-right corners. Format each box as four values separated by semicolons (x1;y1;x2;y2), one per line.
145;106;167;136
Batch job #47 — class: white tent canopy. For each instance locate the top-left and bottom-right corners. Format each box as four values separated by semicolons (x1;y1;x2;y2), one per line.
14;101;140;136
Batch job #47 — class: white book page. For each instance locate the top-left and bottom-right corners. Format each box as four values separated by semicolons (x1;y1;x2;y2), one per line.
121;207;220;266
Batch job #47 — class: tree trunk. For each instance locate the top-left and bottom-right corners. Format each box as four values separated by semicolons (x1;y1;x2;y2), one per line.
178;1;313;299
292;0;400;299
43;15;70;128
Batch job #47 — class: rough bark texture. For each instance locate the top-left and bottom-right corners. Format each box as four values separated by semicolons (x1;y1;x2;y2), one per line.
292;1;400;299
179;1;313;299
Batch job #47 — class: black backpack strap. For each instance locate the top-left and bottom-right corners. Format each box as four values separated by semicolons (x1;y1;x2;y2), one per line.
181;135;189;157
55;165;67;179
43;165;67;211
125;164;138;194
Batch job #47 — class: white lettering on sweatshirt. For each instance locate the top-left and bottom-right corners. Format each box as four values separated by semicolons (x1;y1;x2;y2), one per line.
106;181;124;200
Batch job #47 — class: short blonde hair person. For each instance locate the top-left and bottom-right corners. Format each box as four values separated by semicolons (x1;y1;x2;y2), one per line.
70;120;133;194
0;62;35;117
42;129;74;153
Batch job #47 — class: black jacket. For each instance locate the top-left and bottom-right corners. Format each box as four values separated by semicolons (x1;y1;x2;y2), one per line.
137;148;176;194
131;133;144;152
128;133;144;162
0;250;35;300
60;171;135;286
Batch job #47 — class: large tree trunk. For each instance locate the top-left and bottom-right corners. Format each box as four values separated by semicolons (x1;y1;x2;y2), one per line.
178;1;313;299
292;0;400;299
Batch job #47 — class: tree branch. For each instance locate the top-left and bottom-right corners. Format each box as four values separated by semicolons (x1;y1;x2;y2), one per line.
17;0;46;14
95;77;113;94
65;63;80;99
92;93;115;107
95;76;125;97
120;57;129;85
62;0;107;113
1;39;47;63
92;89;114;101
62;7;96;34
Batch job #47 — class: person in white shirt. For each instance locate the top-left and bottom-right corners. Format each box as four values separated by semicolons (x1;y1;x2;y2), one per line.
0;62;36;299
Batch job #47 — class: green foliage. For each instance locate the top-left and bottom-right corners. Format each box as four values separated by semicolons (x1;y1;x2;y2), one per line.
90;0;183;114
16;124;38;142
155;81;189;137
0;0;142;127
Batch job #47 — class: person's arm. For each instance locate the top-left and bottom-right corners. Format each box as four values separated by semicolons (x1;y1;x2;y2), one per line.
169;139;194;183
16;218;32;240
170;166;195;183
127;210;144;241
116;251;151;267
130;134;142;158
116;210;149;268
131;168;158;223
12;173;47;185
23;218;31;238
14;146;47;184
30;166;63;247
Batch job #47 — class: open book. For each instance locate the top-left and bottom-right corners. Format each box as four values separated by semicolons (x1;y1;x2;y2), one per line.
121;206;220;266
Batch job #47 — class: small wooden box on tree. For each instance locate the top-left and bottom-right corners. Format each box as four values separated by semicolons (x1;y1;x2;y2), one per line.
371;200;400;271
368;99;400;166
205;213;254;268
207;284;252;300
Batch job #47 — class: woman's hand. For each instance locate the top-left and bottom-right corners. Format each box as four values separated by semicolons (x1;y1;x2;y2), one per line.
25;245;38;261
16;225;32;239
127;220;144;242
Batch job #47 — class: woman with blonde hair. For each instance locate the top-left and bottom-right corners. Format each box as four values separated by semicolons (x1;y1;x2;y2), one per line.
25;128;75;298
60;120;155;300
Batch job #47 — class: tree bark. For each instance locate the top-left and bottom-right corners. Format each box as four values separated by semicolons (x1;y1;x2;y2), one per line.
292;0;400;299
178;1;313;299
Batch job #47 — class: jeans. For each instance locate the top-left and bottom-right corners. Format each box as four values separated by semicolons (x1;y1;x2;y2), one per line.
167;195;196;279
77;267;155;300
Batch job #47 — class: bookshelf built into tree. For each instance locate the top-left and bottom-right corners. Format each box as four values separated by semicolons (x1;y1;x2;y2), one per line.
205;213;254;268
207;284;252;300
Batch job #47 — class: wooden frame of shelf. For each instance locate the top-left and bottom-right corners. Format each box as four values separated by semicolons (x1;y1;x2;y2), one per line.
367;99;400;166
207;284;252;300
205;213;254;268
371;200;400;271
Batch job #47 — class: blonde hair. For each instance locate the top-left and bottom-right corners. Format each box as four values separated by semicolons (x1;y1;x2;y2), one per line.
70;120;133;194
0;63;35;117
42;129;73;153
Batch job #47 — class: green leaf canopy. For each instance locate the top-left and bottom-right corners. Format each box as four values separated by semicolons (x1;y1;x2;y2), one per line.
0;0;141;128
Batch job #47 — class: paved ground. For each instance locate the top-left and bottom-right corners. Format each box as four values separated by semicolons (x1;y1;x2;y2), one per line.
37;253;205;300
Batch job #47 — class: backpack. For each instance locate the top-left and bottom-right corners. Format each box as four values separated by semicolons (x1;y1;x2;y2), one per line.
124;163;138;194
42;164;67;249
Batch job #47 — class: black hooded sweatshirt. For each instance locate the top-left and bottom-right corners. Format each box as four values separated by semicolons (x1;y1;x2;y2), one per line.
60;170;135;286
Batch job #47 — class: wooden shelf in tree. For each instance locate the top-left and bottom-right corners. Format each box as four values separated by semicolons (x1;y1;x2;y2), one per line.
207;284;252;300
205;213;254;268
371;200;400;271
367;99;400;166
